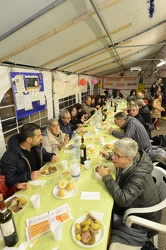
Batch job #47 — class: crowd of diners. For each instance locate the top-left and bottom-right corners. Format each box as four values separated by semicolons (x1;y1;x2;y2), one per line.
0;77;166;245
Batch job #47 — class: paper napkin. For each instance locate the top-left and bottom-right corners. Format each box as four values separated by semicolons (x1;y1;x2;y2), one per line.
29;180;46;186
80;191;100;200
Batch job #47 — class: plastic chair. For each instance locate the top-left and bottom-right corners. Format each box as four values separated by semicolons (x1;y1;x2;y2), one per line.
109;166;166;250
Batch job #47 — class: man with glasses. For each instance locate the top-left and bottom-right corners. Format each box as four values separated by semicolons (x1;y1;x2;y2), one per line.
58;109;82;139
98;138;161;238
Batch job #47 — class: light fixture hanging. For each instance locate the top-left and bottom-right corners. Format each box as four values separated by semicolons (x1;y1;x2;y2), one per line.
157;60;165;67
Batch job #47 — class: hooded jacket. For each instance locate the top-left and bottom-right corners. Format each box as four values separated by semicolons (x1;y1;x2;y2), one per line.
103;150;161;226
1;134;55;188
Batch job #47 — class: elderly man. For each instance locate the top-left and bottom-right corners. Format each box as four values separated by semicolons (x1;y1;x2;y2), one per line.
58;109;82;139
42;119;69;154
82;96;96;118
129;103;146;127
135;99;152;124
109;112;166;167
98;138;161;238
1;123;58;188
109;112;151;150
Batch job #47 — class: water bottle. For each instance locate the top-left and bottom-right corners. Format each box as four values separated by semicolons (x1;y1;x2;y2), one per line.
71;131;77;144
75;139;80;160
94;110;102;129
70;146;80;181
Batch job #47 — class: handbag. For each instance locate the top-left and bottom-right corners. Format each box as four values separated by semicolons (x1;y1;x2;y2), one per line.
141;241;158;250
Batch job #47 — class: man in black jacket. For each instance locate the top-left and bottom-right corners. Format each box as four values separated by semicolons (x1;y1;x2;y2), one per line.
1;123;58;188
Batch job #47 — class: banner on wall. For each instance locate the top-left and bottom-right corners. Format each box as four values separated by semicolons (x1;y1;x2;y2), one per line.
102;77;139;90
10;72;46;119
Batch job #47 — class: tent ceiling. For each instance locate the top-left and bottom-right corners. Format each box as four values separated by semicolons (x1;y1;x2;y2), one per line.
0;0;166;76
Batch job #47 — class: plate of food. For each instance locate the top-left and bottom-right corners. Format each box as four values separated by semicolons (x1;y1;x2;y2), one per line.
87;145;96;155
65;143;73;150
102;143;114;151
5;194;29;214
94;164;113;180
53;180;77;199
40;165;57;176
71;213;105;248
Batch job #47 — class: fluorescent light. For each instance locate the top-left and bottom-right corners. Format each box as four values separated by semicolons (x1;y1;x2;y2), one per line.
157;60;165;67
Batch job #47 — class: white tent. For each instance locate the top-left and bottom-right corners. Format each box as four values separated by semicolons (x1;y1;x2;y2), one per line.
0;0;166;77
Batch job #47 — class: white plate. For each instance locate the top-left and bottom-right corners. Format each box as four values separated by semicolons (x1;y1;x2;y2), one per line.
5;194;29;214
102;143;114;151
94;164;113;180
40;165;58;176
71;214;105;248
86;145;96;155
53;184;77;199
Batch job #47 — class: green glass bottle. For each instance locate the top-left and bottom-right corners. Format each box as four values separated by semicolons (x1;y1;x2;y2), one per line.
0;194;18;247
80;135;87;165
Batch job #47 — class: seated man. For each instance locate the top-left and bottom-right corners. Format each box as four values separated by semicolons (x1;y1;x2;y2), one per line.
58;109;82;139
82;96;96;118
129;103;146;127
109;111;151;150
1;123;58;188
135;99;152;124
42;119;69;154
109;112;166;167
98;138;161;238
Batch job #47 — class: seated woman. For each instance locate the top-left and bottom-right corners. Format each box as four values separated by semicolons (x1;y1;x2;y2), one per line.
127;90;138;102
100;94;107;106
68;105;78;125
42;119;69;154
77;111;88;124
75;103;82;113
94;95;101;109
113;89;123;99
68;105;83;127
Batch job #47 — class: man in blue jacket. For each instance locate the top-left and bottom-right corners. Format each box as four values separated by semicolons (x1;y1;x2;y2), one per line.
1;123;58;188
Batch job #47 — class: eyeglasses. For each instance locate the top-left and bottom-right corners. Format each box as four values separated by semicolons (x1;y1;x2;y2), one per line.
112;150;127;159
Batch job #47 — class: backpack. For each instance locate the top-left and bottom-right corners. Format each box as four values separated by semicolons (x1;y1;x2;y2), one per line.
141;241;158;250
151;135;166;149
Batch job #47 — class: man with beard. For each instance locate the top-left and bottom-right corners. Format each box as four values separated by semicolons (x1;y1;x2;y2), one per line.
1;123;58;188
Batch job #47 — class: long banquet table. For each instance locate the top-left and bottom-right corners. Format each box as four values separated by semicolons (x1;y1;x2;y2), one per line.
0;104;125;250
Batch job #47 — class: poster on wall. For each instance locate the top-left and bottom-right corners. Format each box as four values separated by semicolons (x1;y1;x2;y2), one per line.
102;76;139;90
10;72;46;119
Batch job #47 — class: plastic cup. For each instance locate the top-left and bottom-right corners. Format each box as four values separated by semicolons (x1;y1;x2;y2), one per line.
100;136;105;144
30;194;40;209
50;221;63;241
84;160;91;170
61;160;68;170
95;128;99;134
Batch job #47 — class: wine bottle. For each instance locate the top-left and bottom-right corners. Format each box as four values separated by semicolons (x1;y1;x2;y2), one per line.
0;194;18;247
80;135;87;164
114;103;117;112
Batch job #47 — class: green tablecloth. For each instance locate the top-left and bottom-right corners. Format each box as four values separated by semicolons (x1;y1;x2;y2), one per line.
0;108;122;250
